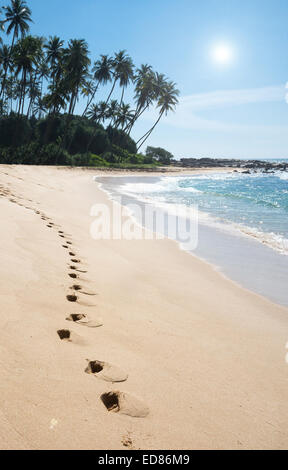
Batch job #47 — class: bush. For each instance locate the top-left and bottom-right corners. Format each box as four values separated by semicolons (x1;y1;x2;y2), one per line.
106;126;137;154
70;153;91;167
89;154;108;167
38;143;70;165
36;116;66;145
0;115;32;147
146;146;174;165
0;114;141;166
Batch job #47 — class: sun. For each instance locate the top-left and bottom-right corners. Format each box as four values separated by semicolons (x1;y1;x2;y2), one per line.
211;43;234;65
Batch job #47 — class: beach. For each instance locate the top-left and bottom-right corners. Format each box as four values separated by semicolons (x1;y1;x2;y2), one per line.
0;164;288;450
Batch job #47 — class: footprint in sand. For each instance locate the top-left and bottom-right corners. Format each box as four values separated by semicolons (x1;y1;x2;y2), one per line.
66;313;103;328
69;266;87;273
66;294;78;302
100;391;149;418
68;273;78;279
57;329;83;344
85;360;128;383
71;284;82;291
66;293;95;307
57;329;71;341
70;285;96;296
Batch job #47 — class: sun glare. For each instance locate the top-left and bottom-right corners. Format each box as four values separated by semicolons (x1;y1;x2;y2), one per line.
211;43;234;65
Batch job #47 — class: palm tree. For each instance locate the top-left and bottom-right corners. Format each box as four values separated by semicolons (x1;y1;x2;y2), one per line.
0;44;13;98
0;7;6;38
137;80;179;151
117;53;134;106
26;78;40;116
63;39;90;115
93;100;108;125
81;78;94;107
4;0;33;49
86;101;108;151
32;95;47;118
86;102;100;122
107;99;119;126
26;56;48;116
13;35;42;115
43;84;68;115
82;54;113;116
104;50;132;107
44;36;64;86
115;103;133;130
125;64;154;134
37;59;49;98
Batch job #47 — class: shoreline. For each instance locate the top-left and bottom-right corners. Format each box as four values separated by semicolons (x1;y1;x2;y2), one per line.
96;173;288;308
0;165;288;450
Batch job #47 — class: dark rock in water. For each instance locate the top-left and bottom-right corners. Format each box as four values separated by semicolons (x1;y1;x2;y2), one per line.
171;157;288;174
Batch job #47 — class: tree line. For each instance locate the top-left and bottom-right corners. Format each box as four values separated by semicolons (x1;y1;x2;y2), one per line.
0;0;179;166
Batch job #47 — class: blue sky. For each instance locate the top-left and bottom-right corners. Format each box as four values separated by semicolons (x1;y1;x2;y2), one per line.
10;0;288;158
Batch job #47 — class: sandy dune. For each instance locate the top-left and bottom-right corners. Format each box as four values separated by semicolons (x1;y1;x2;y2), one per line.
0;164;287;450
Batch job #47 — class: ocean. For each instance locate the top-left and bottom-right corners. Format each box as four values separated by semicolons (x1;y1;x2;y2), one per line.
97;168;288;307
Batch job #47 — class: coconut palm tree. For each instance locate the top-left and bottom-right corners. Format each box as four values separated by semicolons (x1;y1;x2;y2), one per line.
117;53;134;106
4;0;33;49
44;36;64;86
115;103;133;130
13;35;42;115
125;64;154;134
86;102;100;122
107;99;119;126
86;101;109;151
63;39;90;115
81;78;94;106
82;54;113;116
0;44;13;98
32;95;47;118
0;7;6;38
104;50;133;107
43;85;67;115
137;80;179;151
26;78;40;116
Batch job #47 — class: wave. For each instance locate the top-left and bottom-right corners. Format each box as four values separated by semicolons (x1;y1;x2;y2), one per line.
119;176;203;195
116;190;288;257
115;172;288;256
139;196;288;256
277;172;288;180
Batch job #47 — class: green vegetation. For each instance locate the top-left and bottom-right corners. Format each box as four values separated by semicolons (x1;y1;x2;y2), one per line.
146;146;174;165
0;1;179;168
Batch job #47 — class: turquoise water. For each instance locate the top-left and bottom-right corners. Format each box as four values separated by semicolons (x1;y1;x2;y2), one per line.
97;172;288;306
120;171;288;255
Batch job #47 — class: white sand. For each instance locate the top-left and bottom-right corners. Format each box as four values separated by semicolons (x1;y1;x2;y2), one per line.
0;164;287;450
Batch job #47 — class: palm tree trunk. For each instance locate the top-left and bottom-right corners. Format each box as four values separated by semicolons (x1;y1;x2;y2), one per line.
137;112;163;152
68;93;74;115
18;71;25;116
123;103;140;133
11;30;16;49
104;77;117;107
82;82;99;116
119;86;125;107
126;103;149;135
0;68;8;98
